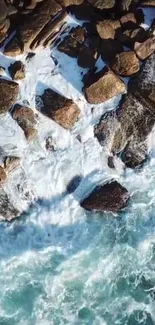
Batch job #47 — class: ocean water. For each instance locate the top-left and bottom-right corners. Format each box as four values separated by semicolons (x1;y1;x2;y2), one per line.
0;12;155;325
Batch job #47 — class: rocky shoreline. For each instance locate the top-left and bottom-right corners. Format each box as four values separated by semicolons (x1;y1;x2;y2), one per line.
0;0;155;219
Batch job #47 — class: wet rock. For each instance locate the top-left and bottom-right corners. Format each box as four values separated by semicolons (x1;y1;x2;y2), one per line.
0;189;19;221
83;66;126;104
58;26;86;58
87;0;115;9
111;51;140;76
0;166;7;183
11;104;37;141
4;36;22;57
45;136;56;151
67;175;82;193
120;12;137;26
77;45;98;68
96;20;121;40
107;155;115;169
41;88;80;129
80;180;129;212
101;39;123;62
3;156;21;173
0;78;19;114
119;26;147;48
9;61;25;80
121;142;147;168
119;0;140;12
134;36;155;60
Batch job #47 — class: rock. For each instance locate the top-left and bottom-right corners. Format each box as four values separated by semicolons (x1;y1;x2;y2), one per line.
0;189;19;221
68;2;97;21
11;104;37;141
111;51;140;76
26;52;36;62
121;142;147;168
0;18;10;43
0;66;5;75
87;0;115;9
58;26;86;58
9;61;25;80
119;0;140;12
4;36;22;57
129;53;155;111
119;26;147;48
77;45;97;68
18;0;62;51
120;12;137;26
67;175;82;193
80;180;129;212
134;36;155;60
83;66;126;104
57;0;84;6
0;166;7;183
141;0;155;6
96;20;121;40
101;39;123;62
41;88;80;129
3;156;20;173
0;78;19;114
45;136;56;151
107;155;115;168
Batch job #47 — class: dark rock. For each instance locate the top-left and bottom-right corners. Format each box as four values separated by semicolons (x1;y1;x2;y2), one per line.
9;61;25;80
26;52;36;62
67;175;82;193
120;12;137;26
83;66;126;104
11;104;38;141
80;180;129;212
101;39;123;62
3;156;21;173
118;0;140;12
119;25;148;48
68;2;97;21
58;26;86;58
0;78;19;114
4;36;22;57
0;189;19;221
77;45;98;68
107;155;115;168
134;36;155;60
111;51;140;76
41;88;80;129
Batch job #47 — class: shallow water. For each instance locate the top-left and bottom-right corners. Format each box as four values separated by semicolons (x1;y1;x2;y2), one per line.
0;11;155;325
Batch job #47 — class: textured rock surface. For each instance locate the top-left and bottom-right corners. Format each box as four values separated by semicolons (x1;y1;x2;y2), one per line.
83;67;126;104
87;0;115;9
0;79;19;114
111;51;140;76
41;88;80;129
9;61;25;80
134;36;155;60
12;104;38;141
81;180;129;212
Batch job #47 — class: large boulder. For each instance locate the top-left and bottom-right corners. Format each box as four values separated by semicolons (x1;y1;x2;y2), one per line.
0;78;19;114
80;180;129;212
111;51;140;76
41;88;80;129
96;20;121;40
134;36;155;60
83;66;126;104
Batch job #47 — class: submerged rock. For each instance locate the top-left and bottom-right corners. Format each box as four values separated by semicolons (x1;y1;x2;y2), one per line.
41;88;80;129
0;78;19;114
0;189;19;221
80;180;129;212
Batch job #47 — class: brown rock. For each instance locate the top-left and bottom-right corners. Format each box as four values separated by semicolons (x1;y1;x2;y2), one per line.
12;104;37;141
80;180;129;212
0;78;19;114
57;0;84;6
96;20;121;40
111;51;140;76
4;36;22;57
0;166;7;183
83;66;126;104
120;12;137;26
41;88;80;129
3;156;20;173
119;26;147;48
134;36;155;60
141;0;155;6
87;0;115;9
57;26;86;58
9;61;25;80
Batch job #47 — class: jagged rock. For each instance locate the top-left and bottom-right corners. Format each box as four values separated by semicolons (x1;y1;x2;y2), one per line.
87;0;115;9
58;26;86;58
120;12;137;26
0;166;7;183
134;36;155;60
3;156;20;173
129;53;155;110
83;66;126;104
80;180;129;212
4;36;22;57
18;0;62;52
101;39;123;62
0;189;19;221
57;0;84;6
0;78;19;114
121;142;147;168
96;20;121;40
119;0;140;12
11;104;38;141
141;0;155;6
107;155;115;169
9;61;25;80
41;88;80;129
77;45;98;68
119;25;147;48
111;51;140;76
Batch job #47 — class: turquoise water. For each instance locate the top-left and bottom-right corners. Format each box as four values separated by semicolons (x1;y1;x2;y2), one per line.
1;163;155;325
